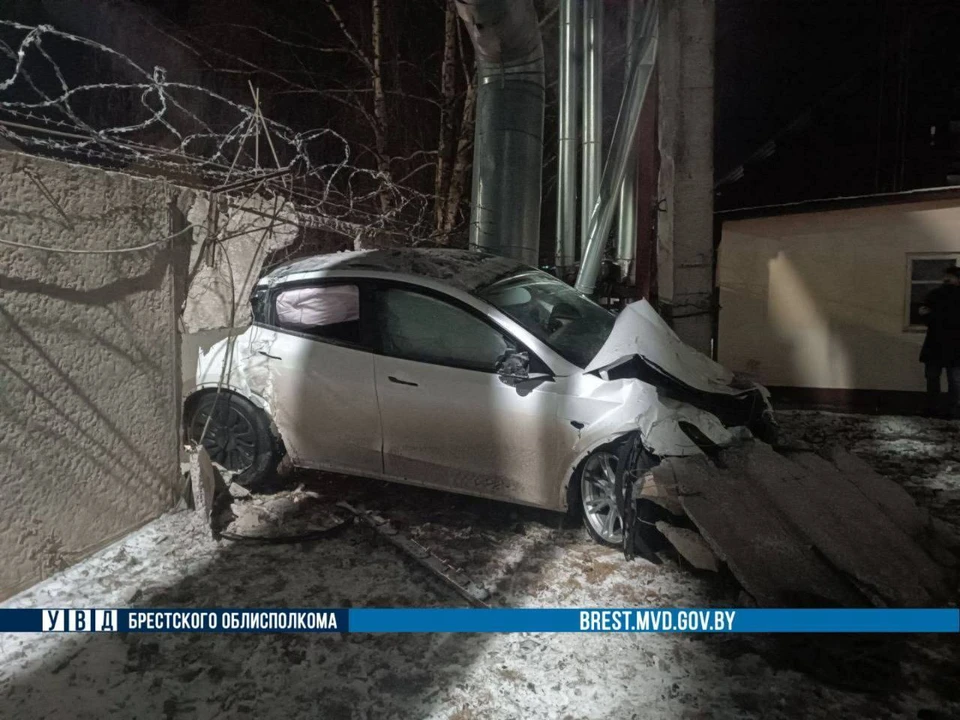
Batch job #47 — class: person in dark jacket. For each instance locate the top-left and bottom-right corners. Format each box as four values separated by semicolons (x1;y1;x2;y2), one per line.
919;265;960;417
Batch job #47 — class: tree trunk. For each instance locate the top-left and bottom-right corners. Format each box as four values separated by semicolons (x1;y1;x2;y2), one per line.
441;77;476;237
371;0;392;213
434;0;458;232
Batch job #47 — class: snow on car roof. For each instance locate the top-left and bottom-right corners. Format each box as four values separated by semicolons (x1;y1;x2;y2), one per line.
260;248;531;293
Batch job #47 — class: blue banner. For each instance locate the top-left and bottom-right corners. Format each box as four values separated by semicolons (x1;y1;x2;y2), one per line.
349;608;960;633
0;608;956;633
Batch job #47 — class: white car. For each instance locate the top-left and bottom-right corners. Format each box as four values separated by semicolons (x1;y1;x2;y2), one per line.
185;249;775;546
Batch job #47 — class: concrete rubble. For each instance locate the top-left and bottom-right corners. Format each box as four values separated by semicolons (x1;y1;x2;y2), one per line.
645;441;956;608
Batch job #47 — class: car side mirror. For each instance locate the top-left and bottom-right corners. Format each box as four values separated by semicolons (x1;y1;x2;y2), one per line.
495;349;530;386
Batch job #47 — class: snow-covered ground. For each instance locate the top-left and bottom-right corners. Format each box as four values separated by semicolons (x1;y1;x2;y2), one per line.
1;411;957;720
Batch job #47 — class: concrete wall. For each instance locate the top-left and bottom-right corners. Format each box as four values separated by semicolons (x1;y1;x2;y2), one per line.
657;0;715;353
717;199;960;392
0;151;186;599
179;194;297;393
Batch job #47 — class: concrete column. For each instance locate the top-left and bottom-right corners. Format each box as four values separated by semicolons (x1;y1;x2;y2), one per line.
657;0;715;354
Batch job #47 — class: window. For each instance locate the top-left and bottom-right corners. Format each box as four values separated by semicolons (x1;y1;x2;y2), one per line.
479;270;615;368
377;288;510;371
906;255;960;330
274;284;360;343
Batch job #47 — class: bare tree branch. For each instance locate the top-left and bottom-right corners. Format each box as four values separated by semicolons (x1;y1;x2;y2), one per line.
323;0;374;72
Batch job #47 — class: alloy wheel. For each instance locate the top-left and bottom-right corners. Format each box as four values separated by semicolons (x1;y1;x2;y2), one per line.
580;450;624;545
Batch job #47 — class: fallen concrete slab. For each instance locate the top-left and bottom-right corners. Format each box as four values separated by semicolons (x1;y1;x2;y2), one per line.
738;443;948;606
669;453;866;608
655;522;719;572
659;442;954;608
824;446;931;539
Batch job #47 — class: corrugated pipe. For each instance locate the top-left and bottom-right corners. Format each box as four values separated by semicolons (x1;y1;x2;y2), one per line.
456;0;545;267
575;0;658;296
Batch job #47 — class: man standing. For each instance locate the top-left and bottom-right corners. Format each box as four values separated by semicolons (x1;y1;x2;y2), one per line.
919;265;960;417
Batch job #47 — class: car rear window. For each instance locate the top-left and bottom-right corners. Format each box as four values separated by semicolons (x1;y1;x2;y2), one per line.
274;284;360;344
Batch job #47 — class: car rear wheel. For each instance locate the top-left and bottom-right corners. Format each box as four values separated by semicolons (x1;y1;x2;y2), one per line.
579;449;625;547
186;392;278;488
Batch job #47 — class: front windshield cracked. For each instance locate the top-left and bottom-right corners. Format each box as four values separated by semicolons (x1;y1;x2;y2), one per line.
478;271;616;368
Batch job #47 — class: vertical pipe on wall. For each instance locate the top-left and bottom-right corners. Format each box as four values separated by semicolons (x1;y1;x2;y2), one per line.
456;0;545;267
616;0;640;285
580;0;603;257
575;0;658;296
555;0;579;276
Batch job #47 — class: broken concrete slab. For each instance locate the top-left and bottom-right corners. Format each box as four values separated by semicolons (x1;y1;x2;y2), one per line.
655;522;719;572
824;446;931;539
739;443;948;606
639;466;685;516
664;442;953;608
668;454;865;608
189;446;228;522
182;193;298;335
797;447;957;570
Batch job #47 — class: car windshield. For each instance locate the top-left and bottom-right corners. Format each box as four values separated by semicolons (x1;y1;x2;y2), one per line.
478;270;616;368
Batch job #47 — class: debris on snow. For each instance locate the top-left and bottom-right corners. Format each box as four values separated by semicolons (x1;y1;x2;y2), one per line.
187;445;229;524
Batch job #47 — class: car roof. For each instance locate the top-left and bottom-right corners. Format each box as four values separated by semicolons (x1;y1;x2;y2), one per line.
259;248;532;294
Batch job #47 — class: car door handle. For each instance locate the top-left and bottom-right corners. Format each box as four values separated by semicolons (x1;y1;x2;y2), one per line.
387;376;419;387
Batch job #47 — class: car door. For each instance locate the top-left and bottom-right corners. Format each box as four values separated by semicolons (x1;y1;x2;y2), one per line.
371;283;561;508
248;280;382;475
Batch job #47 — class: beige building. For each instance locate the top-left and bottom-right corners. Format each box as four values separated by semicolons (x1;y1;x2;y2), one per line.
717;189;960;410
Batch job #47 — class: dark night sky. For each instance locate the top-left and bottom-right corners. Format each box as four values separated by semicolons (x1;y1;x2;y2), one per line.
715;0;960;209
3;0;959;212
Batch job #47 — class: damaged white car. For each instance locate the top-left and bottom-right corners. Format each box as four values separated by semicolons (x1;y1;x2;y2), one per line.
185;249;776;547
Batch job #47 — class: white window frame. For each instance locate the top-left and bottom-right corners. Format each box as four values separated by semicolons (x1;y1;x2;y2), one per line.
904;253;960;332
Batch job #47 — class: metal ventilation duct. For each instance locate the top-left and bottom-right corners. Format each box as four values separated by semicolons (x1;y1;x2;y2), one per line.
616;0;641;285
580;0;603;261
554;0;579;276
456;0;545;266
576;0;658;296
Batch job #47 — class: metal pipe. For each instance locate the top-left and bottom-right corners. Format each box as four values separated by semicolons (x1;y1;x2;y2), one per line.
575;0;658;296
456;0;545;266
580;0;603;257
616;0;640;284
554;0;579;275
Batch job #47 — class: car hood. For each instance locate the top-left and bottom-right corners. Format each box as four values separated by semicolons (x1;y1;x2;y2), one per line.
585;299;759;397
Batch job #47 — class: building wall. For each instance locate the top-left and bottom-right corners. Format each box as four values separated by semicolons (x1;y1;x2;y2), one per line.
0;151;186;599
718;199;960;393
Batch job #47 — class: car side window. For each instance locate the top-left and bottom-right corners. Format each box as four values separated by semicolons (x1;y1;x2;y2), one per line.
273;284;360;344
377;288;510;372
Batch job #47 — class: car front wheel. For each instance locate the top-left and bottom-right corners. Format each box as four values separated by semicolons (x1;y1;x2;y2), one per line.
579;449;625;547
186;392;279;488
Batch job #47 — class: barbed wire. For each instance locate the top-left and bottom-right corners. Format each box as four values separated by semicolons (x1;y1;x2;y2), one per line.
0;20;441;248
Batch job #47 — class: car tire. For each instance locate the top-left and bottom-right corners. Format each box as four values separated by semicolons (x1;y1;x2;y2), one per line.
185;391;279;488
571;442;628;548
